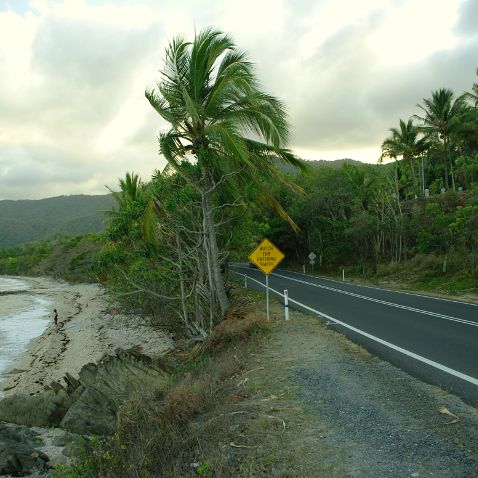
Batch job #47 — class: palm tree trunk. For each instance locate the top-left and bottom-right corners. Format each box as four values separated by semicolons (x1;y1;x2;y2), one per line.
450;158;456;192
443;138;450;189
408;157;417;191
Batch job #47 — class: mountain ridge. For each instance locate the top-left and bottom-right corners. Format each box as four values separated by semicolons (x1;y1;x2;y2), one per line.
0;194;116;248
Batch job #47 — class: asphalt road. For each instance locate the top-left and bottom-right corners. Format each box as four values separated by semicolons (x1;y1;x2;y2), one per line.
230;265;478;405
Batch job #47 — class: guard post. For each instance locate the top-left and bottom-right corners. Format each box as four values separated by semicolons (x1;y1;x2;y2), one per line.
284;289;289;321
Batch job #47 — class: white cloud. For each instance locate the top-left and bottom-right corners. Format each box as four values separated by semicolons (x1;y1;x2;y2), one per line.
0;0;476;199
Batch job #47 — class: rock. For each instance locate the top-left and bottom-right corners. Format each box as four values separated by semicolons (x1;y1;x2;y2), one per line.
63;372;81;395
0;348;170;436
6;368;27;375
51;432;77;447
0;422;49;476
60;349;170;435
62;443;84;458
0;382;72;427
49;453;69;466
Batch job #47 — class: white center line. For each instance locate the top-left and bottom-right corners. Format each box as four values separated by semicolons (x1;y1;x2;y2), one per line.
231;269;478;387
268;271;478;328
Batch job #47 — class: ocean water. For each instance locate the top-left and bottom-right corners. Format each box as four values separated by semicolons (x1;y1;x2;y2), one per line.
0;277;51;387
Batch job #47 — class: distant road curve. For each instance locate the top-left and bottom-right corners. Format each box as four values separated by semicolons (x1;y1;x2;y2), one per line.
230;264;478;405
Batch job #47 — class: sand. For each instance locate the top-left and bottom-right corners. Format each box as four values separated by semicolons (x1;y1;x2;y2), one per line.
1;276;174;397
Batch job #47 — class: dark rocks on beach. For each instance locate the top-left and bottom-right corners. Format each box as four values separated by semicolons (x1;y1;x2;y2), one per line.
0;422;49;476
0;382;72;428
0;348;170;436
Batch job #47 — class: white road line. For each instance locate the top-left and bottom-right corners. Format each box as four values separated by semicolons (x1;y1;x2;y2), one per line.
232;265;478;328
231;270;478;387
273;268;478;308
271;272;478;328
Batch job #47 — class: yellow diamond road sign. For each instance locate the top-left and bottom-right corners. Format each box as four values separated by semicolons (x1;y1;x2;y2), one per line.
248;238;285;275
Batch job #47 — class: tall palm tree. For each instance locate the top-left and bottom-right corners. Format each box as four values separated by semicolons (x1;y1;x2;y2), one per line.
463;68;478;107
380;118;428;193
145;28;304;314
414;88;466;190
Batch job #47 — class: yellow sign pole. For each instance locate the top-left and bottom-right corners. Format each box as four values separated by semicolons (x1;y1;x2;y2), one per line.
248;238;285;320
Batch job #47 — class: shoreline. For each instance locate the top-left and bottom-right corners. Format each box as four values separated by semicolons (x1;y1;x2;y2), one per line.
1;275;174;397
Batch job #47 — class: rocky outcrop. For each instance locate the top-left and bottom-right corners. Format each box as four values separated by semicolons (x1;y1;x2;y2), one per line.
60;349;170;435
0;382;72;429
0;349;170;436
0;422;49;476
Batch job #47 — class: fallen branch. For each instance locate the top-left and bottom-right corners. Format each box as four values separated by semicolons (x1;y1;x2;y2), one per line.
263;414;286;432
437;406;460;424
229;442;256;449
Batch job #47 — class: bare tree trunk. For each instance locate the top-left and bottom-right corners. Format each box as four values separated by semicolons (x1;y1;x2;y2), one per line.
201;186;230;315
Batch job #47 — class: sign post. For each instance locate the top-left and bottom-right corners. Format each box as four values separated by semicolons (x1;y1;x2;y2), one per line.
308;252;316;273
248;238;285;320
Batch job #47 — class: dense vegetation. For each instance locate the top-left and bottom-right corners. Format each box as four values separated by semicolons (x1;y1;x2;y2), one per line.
0;194;115;247
262;74;478;292
1;36;477;327
0;234;102;282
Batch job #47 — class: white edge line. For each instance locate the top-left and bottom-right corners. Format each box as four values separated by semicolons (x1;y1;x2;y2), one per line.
231;269;478;387
271;272;478;328
273;268;478;308
230;263;478;307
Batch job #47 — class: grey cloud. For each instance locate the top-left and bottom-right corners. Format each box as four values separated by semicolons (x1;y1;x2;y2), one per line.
0;145;92;198
1;0;477;199
282;7;478;153
454;0;478;37
288;24;382;149
28;16;163;136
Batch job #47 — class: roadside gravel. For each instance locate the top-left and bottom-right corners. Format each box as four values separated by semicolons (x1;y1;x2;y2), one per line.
248;298;478;477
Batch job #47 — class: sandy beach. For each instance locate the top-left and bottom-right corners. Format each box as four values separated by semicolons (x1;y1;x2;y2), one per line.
1;276;174;397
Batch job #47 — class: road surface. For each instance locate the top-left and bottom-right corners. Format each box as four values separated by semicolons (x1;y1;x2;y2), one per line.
230;265;478;405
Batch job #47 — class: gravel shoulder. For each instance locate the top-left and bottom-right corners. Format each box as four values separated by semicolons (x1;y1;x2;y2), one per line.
233;290;478;477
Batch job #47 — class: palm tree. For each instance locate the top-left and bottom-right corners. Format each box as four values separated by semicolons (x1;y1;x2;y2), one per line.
106;172;152;240
380;118;428;193
414;88;466;190
463;68;478;107
145;28;304;314
109;172;144;211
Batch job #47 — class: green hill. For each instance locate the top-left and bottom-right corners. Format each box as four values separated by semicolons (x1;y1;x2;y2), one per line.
0;194;116;247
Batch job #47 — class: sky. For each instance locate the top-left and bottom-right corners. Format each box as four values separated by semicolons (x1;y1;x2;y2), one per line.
0;0;477;199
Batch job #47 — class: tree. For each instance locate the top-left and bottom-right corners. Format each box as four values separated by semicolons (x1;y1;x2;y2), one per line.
380;118;428;194
106;172;150;246
145;28;304;315
463;68;478;107
414;88;466;190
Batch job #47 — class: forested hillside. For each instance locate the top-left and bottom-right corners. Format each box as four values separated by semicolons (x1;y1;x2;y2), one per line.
0;194;116;247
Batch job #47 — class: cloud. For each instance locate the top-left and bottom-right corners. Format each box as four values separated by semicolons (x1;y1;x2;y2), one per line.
0;0;476;198
454;0;478;38
0;0;167;199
